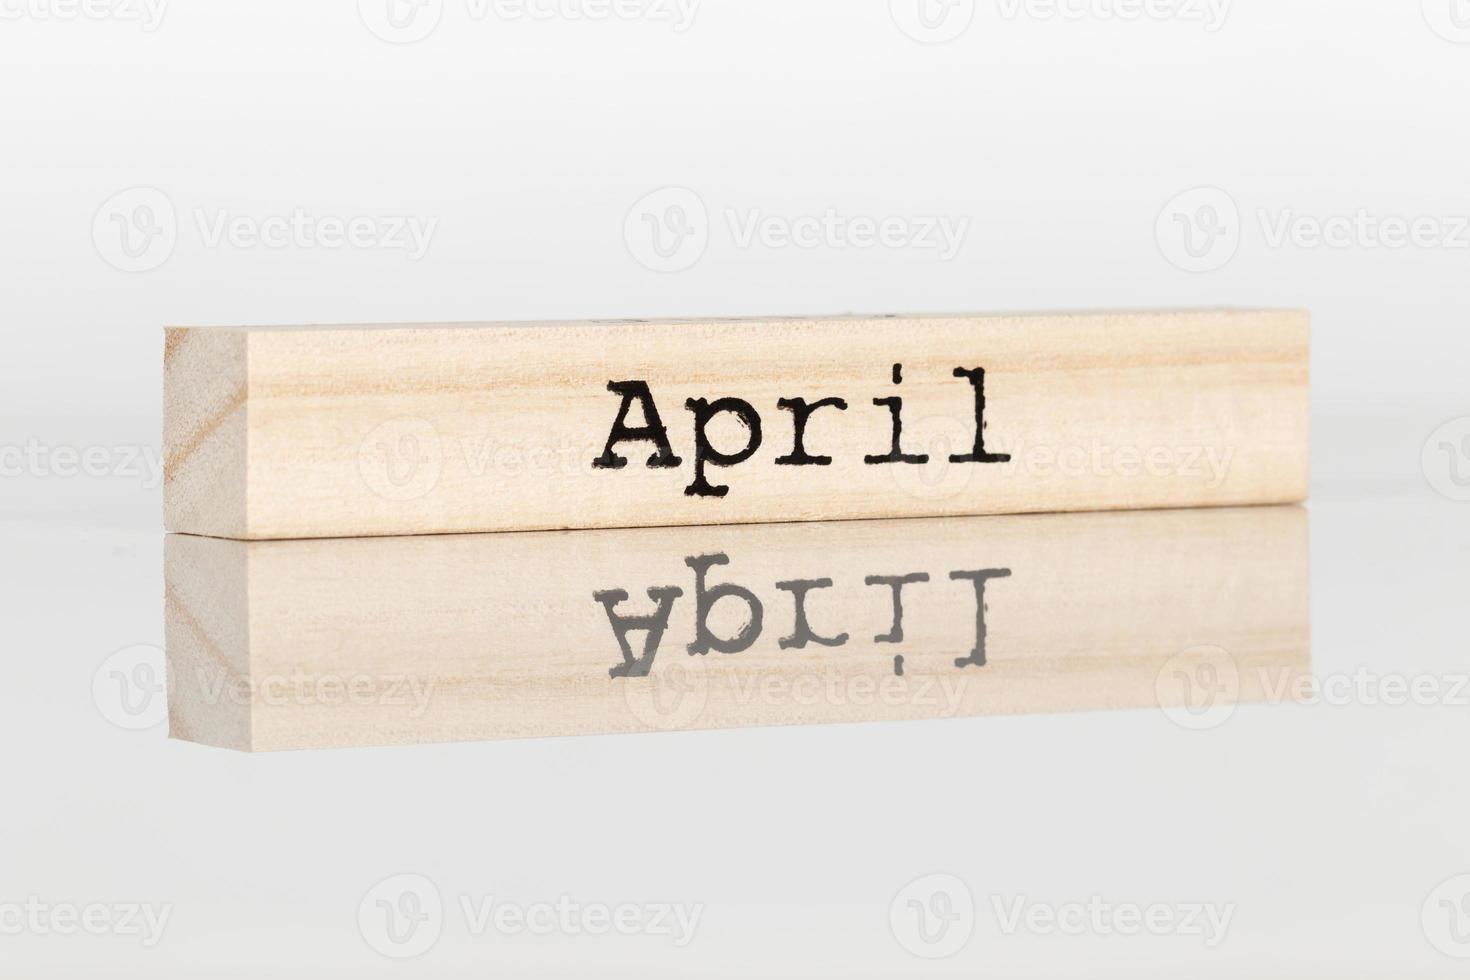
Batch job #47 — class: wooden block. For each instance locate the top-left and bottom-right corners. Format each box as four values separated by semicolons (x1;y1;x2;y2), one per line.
165;506;1310;752
163;310;1309;539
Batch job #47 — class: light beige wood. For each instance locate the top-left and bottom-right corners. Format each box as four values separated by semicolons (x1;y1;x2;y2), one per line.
163;310;1309;539
165;506;1310;752
163;327;247;537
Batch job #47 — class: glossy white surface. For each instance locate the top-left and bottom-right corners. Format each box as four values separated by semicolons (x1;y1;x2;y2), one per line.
1;453;1465;976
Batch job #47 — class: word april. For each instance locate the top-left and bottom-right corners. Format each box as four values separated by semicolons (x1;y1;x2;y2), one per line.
593;363;1010;497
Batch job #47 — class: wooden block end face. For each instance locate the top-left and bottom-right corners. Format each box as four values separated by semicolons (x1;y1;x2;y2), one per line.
163;310;1310;539
163;506;1310;752
164;533;253;751
163;328;249;538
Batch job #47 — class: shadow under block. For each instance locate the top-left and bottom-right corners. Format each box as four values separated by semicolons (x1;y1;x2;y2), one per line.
165;506;1311;752
162;310;1309;539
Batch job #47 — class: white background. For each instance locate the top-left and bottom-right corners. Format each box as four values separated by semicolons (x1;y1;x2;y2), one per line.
2;0;1469;975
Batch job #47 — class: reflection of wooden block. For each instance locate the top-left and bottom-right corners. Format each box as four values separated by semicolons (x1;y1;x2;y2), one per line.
165;506;1310;752
163;310;1309;539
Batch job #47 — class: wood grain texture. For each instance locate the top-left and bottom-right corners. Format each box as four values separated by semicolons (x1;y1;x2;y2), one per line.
165;506;1310;752
163;327;247;537
163;310;1309;539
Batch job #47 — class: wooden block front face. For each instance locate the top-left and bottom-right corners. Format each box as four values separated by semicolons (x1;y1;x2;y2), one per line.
164;506;1310;752
164;310;1309;539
